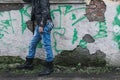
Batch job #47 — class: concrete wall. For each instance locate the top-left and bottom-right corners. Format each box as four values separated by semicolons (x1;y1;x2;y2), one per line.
0;0;85;3
0;0;120;66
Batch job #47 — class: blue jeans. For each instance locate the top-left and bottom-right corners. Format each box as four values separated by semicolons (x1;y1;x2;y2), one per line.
27;21;54;62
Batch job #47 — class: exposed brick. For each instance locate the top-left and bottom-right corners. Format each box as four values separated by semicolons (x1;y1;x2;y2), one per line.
85;0;106;22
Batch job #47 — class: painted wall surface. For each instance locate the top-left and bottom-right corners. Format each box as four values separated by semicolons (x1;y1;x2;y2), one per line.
0;0;120;66
0;0;85;3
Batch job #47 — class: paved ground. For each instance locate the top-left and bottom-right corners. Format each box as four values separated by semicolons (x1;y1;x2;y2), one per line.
0;72;120;80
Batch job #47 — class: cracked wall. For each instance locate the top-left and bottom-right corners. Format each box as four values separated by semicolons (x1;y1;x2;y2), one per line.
0;0;120;66
85;0;106;22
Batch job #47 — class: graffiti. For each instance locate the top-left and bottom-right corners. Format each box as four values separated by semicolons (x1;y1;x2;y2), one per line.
19;5;31;34
72;28;78;44
72;16;86;26
51;5;108;51
113;5;120;49
79;20;108;49
94;21;107;39
51;5;86;52
19;5;43;48
0;12;16;39
79;40;87;48
0;5;43;49
0;4;119;54
0;5;31;39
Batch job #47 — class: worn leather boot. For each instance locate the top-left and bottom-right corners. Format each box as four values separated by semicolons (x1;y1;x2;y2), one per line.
16;58;33;70
38;61;54;76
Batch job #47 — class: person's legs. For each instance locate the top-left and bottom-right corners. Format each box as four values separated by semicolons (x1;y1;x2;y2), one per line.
43;21;54;62
43;31;53;62
39;21;54;76
27;26;42;58
17;26;41;69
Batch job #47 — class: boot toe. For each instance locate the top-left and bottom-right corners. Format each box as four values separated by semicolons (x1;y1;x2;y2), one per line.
38;68;53;76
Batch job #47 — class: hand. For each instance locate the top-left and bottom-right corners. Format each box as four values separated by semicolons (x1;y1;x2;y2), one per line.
39;27;43;33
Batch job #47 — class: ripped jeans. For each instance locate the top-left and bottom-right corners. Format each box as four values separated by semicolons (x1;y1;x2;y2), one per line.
27;21;54;62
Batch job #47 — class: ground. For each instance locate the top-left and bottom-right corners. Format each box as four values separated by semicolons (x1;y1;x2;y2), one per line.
0;70;120;80
0;56;120;80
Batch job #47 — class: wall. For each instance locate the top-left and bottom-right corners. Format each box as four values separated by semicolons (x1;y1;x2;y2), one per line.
0;0;120;66
0;0;85;3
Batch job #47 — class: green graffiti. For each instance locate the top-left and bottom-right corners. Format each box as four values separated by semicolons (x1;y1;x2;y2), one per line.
112;5;120;49
0;34;4;39
0;12;16;39
64;5;72;14
51;6;62;20
0;5;31;39
0;4;111;53
37;42;42;48
72;28;78;44
79;40;87;48
51;6;64;53
94;21;107;39
8;12;15;33
53;28;66;53
113;5;120;26
19;5;31;34
113;35;120;49
19;5;42;48
72;16;86;26
71;13;76;20
51;5;86;53
64;5;85;15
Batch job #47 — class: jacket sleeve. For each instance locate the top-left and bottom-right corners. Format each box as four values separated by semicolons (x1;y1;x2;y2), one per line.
37;0;50;27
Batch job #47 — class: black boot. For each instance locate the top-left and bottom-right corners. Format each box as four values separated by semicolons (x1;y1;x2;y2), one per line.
16;58;33;70
38;61;54;76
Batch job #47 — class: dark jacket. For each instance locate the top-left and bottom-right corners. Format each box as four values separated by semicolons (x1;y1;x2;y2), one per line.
24;0;52;28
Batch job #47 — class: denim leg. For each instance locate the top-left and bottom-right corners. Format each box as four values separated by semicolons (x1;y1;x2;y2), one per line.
42;22;54;62
27;26;41;58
